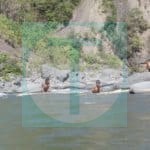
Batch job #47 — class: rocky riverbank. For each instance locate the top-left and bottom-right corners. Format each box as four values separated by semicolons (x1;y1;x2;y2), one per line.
0;64;150;94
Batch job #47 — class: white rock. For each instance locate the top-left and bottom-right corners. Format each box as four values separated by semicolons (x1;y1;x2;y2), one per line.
130;81;150;94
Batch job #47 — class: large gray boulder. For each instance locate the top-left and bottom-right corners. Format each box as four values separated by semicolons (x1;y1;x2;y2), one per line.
99;68;124;83
128;72;150;85
116;72;150;89
130;81;150;94
41;64;69;82
13;77;22;86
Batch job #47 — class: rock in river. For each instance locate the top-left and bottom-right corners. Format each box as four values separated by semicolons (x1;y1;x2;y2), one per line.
130;81;150;94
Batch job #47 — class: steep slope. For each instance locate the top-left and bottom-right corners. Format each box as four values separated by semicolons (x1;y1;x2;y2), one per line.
57;0;116;55
127;0;150;66
71;0;106;23
57;0;106;36
0;0;149;73
70;0;149;67
127;0;150;24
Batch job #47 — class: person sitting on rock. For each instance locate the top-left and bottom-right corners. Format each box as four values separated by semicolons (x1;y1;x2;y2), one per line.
92;80;101;93
42;77;50;92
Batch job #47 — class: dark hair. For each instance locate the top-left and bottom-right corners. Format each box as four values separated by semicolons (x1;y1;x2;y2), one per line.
96;80;101;84
45;77;50;82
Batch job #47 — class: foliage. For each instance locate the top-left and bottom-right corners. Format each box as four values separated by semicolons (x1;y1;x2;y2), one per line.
102;0;117;22
0;14;21;47
102;0;117;46
82;53;100;65
0;52;8;63
33;36;81;69
99;52;122;68
0;52;21;78
0;0;80;24
32;0;80;24
82;51;122;69
22;22;58;50
102;0;117;41
102;0;126;59
127;8;149;58
102;2;149;66
127;8;149;34
128;35;142;56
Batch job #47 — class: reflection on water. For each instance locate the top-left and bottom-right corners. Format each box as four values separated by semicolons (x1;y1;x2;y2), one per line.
0;93;150;150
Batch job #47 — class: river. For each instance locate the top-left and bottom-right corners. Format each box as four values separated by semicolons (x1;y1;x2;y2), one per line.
0;93;150;150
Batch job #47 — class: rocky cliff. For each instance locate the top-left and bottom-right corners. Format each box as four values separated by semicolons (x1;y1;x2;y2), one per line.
58;0;150;69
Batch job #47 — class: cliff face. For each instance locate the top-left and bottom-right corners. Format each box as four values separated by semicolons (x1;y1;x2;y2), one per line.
0;0;149;72
127;0;150;23
127;0;150;65
71;0;106;23
68;0;150;64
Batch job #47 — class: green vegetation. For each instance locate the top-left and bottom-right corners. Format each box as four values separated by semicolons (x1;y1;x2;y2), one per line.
102;4;149;59
22;22;58;50
102;0;117;35
0;0;81;24
22;22;121;70
0;0;149;78
0;0;81;77
0;52;21;79
0;14;21;47
32;0;80;24
100;52;122;68
82;51;122;69
102;0;127;59
102;0;117;22
127;8;149;57
28;34;81;69
83;53;100;65
102;1;149;72
102;0;128;60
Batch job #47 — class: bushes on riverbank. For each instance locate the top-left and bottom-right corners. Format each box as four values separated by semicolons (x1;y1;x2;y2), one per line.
0;15;21;47
0;52;21;80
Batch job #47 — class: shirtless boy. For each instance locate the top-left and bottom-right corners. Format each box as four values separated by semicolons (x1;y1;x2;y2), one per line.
92;80;101;93
42;77;50;92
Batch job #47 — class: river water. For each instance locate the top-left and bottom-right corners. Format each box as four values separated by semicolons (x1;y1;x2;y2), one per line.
0;93;150;150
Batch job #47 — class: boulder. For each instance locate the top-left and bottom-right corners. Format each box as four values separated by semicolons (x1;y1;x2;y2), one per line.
99;68;123;83
41;64;69;82
128;72;150;85
68;72;86;83
13;77;22;86
56;71;69;82
130;81;150;94
117;72;150;89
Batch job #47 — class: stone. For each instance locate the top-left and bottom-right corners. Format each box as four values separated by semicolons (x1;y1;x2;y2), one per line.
130;81;150;94
41;64;69;82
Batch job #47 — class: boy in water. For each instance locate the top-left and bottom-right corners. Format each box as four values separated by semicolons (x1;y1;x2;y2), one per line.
92;80;101;93
42;77;50;92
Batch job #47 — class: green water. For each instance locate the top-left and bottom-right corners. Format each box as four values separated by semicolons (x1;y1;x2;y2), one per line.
0;93;150;150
